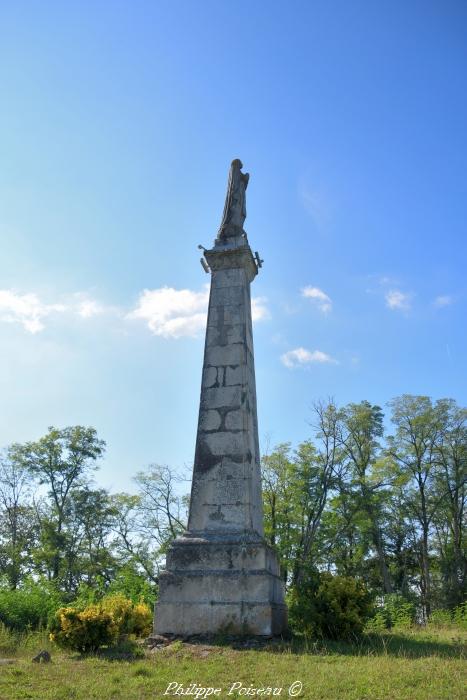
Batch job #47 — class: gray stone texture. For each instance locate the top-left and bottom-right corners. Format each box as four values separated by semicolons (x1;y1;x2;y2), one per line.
154;162;286;637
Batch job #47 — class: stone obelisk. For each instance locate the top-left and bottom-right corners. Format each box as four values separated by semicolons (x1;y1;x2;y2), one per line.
154;159;287;636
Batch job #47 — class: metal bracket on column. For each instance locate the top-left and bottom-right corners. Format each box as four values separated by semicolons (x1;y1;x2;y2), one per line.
198;245;211;273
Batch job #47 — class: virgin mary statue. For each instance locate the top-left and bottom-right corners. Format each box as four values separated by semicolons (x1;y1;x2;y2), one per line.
218;159;249;238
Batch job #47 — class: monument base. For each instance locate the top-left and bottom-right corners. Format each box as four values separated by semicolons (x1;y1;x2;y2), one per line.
154;534;287;636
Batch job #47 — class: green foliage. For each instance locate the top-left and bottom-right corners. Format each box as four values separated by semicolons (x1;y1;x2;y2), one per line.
0;402;465;632
9;426;106;588
428;603;467;629
452;602;467;629
428;609;453;626
288;569;374;639
366;595;416;631
106;566;157;607
0;581;62;631
71;568;157;610
49;595;152;652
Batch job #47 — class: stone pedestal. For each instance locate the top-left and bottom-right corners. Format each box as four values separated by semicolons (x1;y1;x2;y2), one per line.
154;163;287;637
155;535;286;635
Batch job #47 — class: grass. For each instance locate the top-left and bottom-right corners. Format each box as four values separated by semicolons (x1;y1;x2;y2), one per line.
0;625;465;700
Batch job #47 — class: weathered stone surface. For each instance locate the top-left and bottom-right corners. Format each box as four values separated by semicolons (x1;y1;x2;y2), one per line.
205;344;245;367
201;366;218;388
198;410;222;432
154;161;286;636
200;386;242;410
225;409;244;430
225;366;244;386
156;601;286;637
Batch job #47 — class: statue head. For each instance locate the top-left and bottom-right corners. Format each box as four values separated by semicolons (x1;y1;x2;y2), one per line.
231;158;243;169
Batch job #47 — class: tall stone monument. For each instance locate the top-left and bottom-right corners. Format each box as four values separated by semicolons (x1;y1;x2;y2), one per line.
154;159;287;636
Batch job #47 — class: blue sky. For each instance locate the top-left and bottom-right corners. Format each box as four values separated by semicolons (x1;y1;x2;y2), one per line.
1;1;466;491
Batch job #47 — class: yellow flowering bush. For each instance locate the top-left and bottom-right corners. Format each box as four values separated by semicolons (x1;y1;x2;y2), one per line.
49;596;152;652
101;594;134;635
131;602;153;636
49;605;116;652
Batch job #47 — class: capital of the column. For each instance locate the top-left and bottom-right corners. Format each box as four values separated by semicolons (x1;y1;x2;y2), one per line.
204;237;258;283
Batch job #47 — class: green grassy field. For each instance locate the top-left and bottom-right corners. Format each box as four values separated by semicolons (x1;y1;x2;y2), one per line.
0;626;465;700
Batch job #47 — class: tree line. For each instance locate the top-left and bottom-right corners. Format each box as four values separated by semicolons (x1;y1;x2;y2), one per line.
0;394;465;620
262;395;466;618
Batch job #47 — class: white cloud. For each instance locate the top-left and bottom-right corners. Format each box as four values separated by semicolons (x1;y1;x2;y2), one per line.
385;289;411;311
77;299;105;318
0;290;66;334
251;296;270;322
128;286;209;339
281;347;338;368
434;295;453;308
0;285;269;339
302;286;332;314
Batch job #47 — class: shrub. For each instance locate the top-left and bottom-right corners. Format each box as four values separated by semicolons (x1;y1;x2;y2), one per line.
428;603;467;629
288;569;373;640
453;602;467;629
101;594;134;635
49;605;116;653
49;595;152;652
366;594;415;631
106;566;157;608
428;609;453;626
0;582;62;631
101;594;152;637
131;602;153;636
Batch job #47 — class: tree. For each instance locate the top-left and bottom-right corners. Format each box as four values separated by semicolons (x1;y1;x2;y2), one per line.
10;426;105;583
262;443;302;583
111;464;189;585
0;450;36;589
337;401;393;593
133;464;188;549
262;401;341;588
110;493;160;585
387;396;444;617
63;487;118;593
432;401;466;607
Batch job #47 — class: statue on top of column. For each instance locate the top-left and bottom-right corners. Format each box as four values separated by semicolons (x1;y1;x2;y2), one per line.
218;159;249;239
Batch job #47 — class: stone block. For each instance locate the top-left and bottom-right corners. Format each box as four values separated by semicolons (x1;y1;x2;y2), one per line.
210;286;245;307
202;432;246;458
167;541;270;572
155;550;287;636
205;344;245;367
198;410;222;432
201;366;218;388
205;323;245;349
211;268;245;288
225;409;244;430
207;304;245;327
201;386;242;410
225;366;244;386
